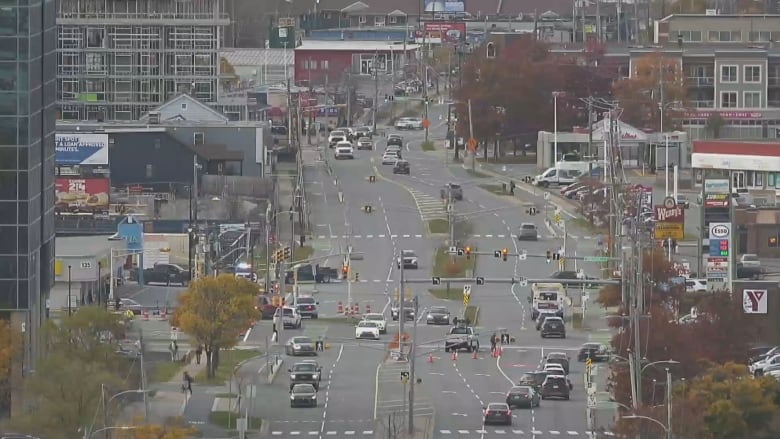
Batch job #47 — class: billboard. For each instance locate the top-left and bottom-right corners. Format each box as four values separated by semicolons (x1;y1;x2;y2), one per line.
55;133;109;165
55;178;110;213
424;0;465;13
423;22;466;43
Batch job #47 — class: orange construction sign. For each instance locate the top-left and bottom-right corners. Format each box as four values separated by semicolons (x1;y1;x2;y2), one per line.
422;118;431;129
467;137;477;152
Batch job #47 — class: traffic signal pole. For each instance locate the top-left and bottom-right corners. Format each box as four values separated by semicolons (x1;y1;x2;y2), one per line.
398;253;406;358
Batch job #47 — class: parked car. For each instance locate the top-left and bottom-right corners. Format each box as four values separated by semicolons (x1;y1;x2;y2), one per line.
675;194;690;208
685;278;707;293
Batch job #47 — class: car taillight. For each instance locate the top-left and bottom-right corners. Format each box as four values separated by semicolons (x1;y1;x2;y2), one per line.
506;410;511;416
485;411;491;416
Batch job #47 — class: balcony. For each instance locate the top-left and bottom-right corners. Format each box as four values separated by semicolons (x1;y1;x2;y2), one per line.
769;76;780;86
690;100;715;108
769;100;780;108
687;76;714;87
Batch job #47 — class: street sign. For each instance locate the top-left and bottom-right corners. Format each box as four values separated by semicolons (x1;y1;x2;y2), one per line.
553;213;561;224
448;246;457;255
544;192;550;200
663;196;676;209
432;276;441;285
519;251;527;261
518;277;528;287
463;285;472;296
467;137;477;151
400;371;410;383
584;256;609;262
653;223;684;240
422;118;431;129
476;277;485;285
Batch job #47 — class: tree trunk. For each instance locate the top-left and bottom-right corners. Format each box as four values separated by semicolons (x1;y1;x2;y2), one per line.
493;139;498;160
205;347;213;378
483;141;488;160
212;347;221;377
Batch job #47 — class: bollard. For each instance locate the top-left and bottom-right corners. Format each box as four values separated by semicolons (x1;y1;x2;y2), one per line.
337;301;343;314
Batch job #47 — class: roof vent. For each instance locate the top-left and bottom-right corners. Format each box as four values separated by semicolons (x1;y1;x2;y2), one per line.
148;111;161;124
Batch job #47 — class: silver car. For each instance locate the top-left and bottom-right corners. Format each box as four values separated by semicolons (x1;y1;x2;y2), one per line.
517;223;538;241
285;336;316;356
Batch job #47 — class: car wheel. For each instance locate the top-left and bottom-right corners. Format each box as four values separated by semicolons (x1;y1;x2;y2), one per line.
291;403;295;408
312;314;318;319
541;334;546;338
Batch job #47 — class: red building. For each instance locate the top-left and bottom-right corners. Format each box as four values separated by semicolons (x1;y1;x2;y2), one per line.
294;41;420;85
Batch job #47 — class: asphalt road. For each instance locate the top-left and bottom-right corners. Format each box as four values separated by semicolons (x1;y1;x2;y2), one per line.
120;284;187;310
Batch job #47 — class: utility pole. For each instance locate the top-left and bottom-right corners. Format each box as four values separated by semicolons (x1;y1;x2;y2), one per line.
398;253;406;358
422;32;430;143
467;99;475;172
587;98;594;163
448;190;455;257
407;295;419;435
373;51;379;134
345;72;352;126
666;368;673;439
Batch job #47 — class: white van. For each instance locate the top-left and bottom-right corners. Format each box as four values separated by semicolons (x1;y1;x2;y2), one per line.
533;167;579;187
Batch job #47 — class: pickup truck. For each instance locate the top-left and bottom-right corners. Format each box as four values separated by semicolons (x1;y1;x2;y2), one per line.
141;263;190;286
445;325;480;352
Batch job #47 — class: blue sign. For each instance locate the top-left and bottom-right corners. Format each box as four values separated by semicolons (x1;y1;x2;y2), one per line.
118;216;144;252
317;107;339;116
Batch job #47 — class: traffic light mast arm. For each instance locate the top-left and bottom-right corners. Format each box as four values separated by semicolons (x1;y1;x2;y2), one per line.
425;277;622;285
471;250;620;261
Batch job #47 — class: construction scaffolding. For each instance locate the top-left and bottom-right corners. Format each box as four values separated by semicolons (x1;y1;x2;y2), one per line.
57;0;230;121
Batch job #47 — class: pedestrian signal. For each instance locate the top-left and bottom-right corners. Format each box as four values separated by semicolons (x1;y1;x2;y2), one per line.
546;250;552;263
502;248;508;261
465;246;472;260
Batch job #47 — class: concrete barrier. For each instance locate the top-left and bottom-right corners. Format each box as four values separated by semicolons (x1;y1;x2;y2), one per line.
267;355;284;384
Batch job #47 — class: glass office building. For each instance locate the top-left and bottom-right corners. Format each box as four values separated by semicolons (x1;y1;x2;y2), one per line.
0;0;57;414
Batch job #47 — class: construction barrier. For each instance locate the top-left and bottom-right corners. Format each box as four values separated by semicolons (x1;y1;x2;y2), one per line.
428;354;434;363
142;309;149;321
337;301;343;314
159;308;168;321
352;303;359;315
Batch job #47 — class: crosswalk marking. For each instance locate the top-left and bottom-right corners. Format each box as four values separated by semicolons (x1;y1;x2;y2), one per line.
567;432;579;436
273;431;373;436
308;432;318;435
550;431;561;435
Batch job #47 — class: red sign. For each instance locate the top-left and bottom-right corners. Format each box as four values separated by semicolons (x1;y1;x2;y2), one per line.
654;205;685;222
704;193;730;208
683;111;763;119
55;178;110;214
422;22;466;43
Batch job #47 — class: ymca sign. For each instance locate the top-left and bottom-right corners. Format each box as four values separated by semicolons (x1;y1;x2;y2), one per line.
743;289;768;314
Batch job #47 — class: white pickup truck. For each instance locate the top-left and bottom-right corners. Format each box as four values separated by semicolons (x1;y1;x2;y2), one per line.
445;325;480;352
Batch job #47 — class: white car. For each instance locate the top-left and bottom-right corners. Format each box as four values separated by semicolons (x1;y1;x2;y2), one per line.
328;130;347;146
355;321;380;340
362;313;387;334
394;117;423;130
382;152;399;165
750;354;780;375
334;143;354;160
685;278;707;293
543;363;567;376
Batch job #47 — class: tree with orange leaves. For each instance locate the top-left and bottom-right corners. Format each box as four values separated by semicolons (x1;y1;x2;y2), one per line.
115;417;198;439
0;319;21;414
612;52;688;131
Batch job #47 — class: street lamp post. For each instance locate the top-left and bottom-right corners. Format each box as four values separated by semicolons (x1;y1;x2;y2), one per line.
68;265;73;316
552;91;564;167
622;415;670;437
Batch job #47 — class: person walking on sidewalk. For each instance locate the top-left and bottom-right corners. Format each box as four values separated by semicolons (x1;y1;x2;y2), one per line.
195;345;203;365
182;371;194;395
489;333;498;354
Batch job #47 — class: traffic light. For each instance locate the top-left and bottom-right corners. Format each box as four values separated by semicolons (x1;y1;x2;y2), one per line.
546;250;551;263
528;207;537;215
553;252;561;261
465;246;472;260
283;246;292;260
354;272;360;282
502;248;508;261
342;265;349;280
275;248;284;263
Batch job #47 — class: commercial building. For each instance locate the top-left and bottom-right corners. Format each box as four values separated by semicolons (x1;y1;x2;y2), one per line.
0;0;57;415
294;40;420;82
56;0;234;121
691;140;780;195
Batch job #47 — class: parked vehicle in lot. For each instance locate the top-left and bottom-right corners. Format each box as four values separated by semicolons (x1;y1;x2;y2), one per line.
285;336;316;356
676;194;690;208
387;134;403;147
685;278;707;293
290;384;317;407
141;263;190;286
356;137;373;150
483;403;512;426
334;143;354;159
506;386;540;408
362;313;387;334
393;160;410;174
289;361;322;390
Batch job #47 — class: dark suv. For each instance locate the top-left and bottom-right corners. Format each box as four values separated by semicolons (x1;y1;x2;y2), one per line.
541;375;570;400
518;371;548;391
541;317;566;338
289;361;322;390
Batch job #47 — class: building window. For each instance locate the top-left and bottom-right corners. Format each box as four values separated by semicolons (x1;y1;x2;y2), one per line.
721;91;738;108
748;171;764;188
358;15;366;24
708;30;741;42
145;164;153;178
194;132;205;145
320;60;328;70
744;65;761;83
769;172;777;187
374;16;386;26
720;65;738;83
749;31;774;42
389;15;397;24
769;233;779;248
86;28;105;48
744;91;761;108
733;171;746;190
677;30;702;42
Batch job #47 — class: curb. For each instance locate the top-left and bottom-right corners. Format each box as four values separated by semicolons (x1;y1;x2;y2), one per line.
267;356;284;384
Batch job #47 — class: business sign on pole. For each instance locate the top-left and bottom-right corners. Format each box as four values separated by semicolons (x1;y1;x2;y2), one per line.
704;193;730;208
653;205;685;240
708;223;731;257
704;179;730;194
743;290;768;314
422;22;466;43
707;222;731;290
55;133;109;165
424;0;465;13
55;178;110;214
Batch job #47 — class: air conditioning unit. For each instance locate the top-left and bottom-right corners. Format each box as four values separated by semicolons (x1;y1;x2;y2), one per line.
148;111;160;124
705;9;718;15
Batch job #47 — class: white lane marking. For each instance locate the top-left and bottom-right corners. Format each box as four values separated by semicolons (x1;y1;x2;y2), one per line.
457;431;469;434
362;431;373;435
567;431;579;435
440;430;452;434
308;432;318;436
550;431;561;435
366;235;374;238
403;234;410;238
378;234;386;238
242;327;252;342
271;432;282;436
325;432;336;436
344;432;355;436
319;344;345;439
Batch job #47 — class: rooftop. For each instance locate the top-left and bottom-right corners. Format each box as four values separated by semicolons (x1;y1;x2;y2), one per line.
220;49;294;67
659;13;780;22
296;40;420;52
548;42;780;57
55;236;123;258
56;119;269;130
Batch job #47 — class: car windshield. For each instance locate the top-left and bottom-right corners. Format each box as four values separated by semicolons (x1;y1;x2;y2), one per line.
359;138;371;142
521;224;536;230
548;353;567;360
282;308;294;316
293;363;316;372
359;321;378;327
430;307;448;314
450;327;470;334
292;384;315;393
293;337;312;344
330;131;345;136
512;387;531;394
583;343;601;349
487;403;508;410
403;251;416;257
545;376;567;386
743;254;758;261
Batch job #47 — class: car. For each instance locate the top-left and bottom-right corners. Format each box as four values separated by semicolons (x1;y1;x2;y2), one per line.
385;144;402;154
141;263;190;286
278;306;302;329
750;354;780;375
506;385;541;408
540;375;570;400
393;160;410;174
296;295;319;319
543;363;566;377
550;270;597;287
118;298;143;315
541;316;566;338
394;117;423;130
739;254;761;268
426;306;451;325
517;223;538;241
569;186;592;200
535;312;557;330
518;371;548;391
335;127;355;140
328;130;347;147
290;383;317;407
382;152;400;165
561;183;587;197
578;343;610;362
545;352;571;374
387;134;403;147
334;143;354;159
483;402;512;426
390;302;415;321
285;336;316;356
362;313;387;334
288;361;322;390
355;321;381;340
750;345;780;364
685;278;707;293
401;250;418;269
675;194;690;208
356;137;373;150
440;183;463;201
355;126;372;139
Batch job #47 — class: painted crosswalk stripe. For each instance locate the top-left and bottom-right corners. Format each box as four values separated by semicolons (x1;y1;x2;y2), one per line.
373;279;382;283
439;430;452;434
494;430;506;434
344;432;355;436
318;235;326;239
415;234;422;237
550;431;561;435
378;234;386;238
391;234;398;238
512;430;524;434
290;433;300;436
271;433;282;436
485;234;493;238
325;432;337;436
330;235;338;239
403;234;410;238
532;430;543;435
308;432;318;435
457;431;469;434
366;235;374;238
476;430;487;434
567;432;579;436
497;235;506;238
362;431;373;435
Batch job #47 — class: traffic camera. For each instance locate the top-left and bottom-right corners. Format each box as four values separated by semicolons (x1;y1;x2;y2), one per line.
465;246;472;260
502;248;508;261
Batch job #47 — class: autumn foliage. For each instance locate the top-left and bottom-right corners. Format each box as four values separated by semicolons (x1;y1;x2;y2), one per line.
116;417;198;439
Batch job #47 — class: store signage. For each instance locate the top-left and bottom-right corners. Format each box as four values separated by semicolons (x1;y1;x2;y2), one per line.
743;290;768;314
704;193;730;208
654;205;684;222
704;179;730;194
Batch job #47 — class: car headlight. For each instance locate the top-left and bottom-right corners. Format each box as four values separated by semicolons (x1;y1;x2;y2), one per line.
290;374;296;379
427;314;433;319
293;344;300;349
312;374;319;379
312;394;317;399
290;395;295;400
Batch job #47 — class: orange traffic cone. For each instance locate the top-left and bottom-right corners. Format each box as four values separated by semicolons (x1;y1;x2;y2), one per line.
451;351;458;361
428;354;434;363
337;301;343;314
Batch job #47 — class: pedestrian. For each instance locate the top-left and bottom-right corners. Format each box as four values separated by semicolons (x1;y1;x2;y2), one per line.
272;324;279;343
182;371;194;395
316;335;324;352
173;340;179;362
300;234;305;247
489;333;497;354
195;345;203;365
509;180;515;196
169;341;176;362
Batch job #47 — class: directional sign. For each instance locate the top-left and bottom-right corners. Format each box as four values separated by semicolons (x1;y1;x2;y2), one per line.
476;277;485;285
448;246;457;255
519;251;527;261
519;277;528;287
585;256;609;262
400;371;410;383
432;276;441;285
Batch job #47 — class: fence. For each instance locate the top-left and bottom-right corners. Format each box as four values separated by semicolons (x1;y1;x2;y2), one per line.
201;175;274;199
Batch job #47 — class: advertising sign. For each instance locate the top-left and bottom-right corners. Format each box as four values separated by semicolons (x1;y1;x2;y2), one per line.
55;178;110;213
424;0;465;13
55;133;109;165
743;290;768;314
422;22;466;43
704;179;730;194
707;222;731;290
704;193;730;208
654;205;684;222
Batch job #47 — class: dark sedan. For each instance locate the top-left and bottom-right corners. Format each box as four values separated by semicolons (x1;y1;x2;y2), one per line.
518;371;548;391
578;343;610;362
483;403;512;426
550;270;597;287
426;306;451;325
506;386;540;408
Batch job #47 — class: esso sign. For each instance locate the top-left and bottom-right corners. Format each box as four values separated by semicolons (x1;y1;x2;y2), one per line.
711;224;730;238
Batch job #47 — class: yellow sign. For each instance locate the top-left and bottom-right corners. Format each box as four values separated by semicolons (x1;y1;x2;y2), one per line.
654;222;684;240
585;358;593;369
463;295;470;305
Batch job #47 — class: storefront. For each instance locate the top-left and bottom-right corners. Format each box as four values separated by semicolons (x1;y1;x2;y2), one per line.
692;140;780;201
